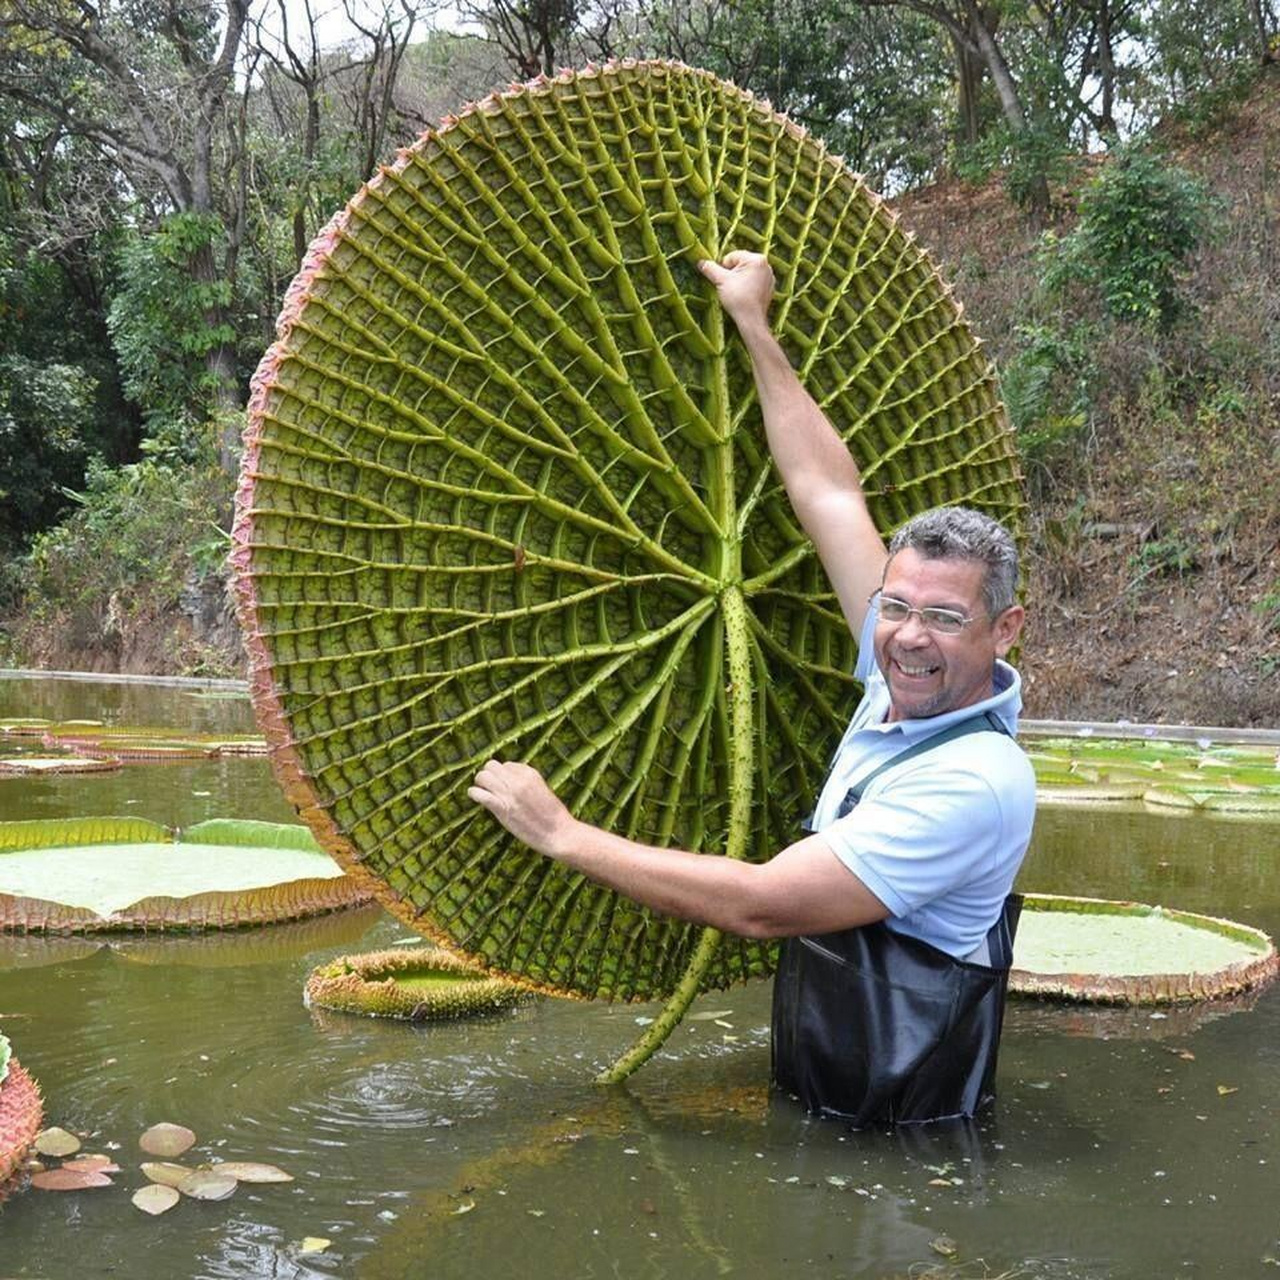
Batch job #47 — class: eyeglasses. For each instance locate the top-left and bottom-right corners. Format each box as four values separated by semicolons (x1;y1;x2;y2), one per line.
874;593;977;635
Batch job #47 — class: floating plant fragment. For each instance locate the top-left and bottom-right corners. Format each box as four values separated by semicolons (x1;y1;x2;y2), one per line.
0;816;372;931
232;60;1025;1081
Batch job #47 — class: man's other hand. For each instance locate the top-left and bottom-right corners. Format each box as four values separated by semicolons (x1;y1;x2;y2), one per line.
469;759;578;858
698;250;775;333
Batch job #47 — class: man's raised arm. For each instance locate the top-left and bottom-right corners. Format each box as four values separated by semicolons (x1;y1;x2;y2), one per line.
699;251;887;635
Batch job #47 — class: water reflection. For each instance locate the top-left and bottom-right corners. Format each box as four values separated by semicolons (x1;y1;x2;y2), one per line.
2;675;1280;1278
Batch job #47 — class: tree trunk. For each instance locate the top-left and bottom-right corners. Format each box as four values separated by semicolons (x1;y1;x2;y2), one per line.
1248;0;1275;63
1097;0;1118;136
951;32;985;146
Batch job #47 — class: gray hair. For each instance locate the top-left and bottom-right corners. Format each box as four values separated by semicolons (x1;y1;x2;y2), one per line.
887;506;1019;617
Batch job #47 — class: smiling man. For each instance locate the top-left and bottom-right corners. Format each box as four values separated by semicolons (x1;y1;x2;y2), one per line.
470;251;1036;1127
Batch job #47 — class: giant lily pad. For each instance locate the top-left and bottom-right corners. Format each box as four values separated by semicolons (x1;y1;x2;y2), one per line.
0;817;373;931
1011;893;1279;1004
231;60;1024;1076
0;1052;43;1193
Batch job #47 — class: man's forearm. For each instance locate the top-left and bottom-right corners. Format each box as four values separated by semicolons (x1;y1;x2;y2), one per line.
549;818;775;938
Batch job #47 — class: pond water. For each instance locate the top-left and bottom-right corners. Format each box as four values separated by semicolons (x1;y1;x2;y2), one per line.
2;675;1279;1279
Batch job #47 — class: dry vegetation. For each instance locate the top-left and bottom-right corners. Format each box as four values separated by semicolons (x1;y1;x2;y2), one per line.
898;66;1280;727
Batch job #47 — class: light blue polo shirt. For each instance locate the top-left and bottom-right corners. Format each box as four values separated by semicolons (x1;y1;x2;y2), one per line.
811;595;1036;960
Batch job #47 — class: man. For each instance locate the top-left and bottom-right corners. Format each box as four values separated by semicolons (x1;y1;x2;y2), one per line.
469;250;1036;1126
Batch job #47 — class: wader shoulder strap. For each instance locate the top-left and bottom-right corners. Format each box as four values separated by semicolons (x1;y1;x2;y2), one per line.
834;710;1009;821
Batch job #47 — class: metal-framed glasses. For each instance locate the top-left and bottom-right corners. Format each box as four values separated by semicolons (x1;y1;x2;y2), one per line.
874;593;976;635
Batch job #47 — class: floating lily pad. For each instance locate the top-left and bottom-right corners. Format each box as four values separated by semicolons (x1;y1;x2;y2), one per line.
210;1160;294;1183
141;1160;195;1187
140;1122;196;1157
1011;894;1279;1004
1029;736;1280;813
34;1125;80;1157
0;816;373;931
0;755;121;775
133;1183;181;1215
305;947;534;1020
31;1166;113;1191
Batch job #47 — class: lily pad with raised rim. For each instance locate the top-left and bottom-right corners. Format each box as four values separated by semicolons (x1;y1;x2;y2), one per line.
0;817;373;931
1011;893;1279;1004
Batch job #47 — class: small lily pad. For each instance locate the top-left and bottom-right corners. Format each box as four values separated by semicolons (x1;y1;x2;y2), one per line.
140;1122;196;1157
31;1166;113;1190
298;1237;331;1254
133;1183;181;1215
177;1169;237;1201
34;1126;81;1157
210;1160;294;1183
141;1161;194;1187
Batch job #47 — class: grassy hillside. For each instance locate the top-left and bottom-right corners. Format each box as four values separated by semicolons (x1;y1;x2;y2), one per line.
898;65;1280;726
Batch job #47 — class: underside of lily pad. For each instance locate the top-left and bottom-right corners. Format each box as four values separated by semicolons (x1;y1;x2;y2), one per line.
0;1056;43;1195
1010;893;1279;1004
0;817;373;932
305;947;533;1020
231;58;1024;1036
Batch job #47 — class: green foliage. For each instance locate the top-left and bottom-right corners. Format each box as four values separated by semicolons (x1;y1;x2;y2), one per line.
107;212;240;457
1043;144;1218;329
15;456;233;636
1128;533;1200;577
0;237;136;548
999;319;1095;483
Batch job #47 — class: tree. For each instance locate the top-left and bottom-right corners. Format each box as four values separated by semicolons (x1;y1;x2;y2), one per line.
0;0;251;469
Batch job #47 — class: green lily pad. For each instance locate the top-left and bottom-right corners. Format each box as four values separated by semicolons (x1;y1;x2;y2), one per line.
1012;894;1279;1004
0;817;373;931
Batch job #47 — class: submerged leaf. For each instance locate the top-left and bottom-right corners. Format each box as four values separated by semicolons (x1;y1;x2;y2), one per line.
31;1166;112;1190
177;1170;238;1201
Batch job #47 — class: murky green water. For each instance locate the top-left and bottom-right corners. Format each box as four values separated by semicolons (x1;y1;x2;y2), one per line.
2;676;1279;1278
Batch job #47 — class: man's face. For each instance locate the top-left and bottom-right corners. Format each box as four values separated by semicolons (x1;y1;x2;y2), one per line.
874;548;1025;723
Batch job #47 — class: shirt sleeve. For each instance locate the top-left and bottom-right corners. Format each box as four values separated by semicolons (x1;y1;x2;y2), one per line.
817;761;1004;919
853;594;880;682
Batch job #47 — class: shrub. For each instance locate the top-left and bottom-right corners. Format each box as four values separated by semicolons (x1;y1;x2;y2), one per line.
1043;144;1218;330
